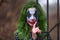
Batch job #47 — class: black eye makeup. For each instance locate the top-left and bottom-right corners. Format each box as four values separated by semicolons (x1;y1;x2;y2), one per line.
33;10;38;20
27;11;31;18
34;11;37;16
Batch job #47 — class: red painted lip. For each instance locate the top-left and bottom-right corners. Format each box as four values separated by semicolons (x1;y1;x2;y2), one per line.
28;21;35;24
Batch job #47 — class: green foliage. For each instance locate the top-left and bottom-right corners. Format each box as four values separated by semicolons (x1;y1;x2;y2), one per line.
16;1;46;40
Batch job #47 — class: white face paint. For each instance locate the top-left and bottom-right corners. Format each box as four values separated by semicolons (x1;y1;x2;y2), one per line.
28;8;36;15
27;8;37;26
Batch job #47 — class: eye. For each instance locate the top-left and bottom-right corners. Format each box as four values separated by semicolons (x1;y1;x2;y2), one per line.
33;11;38;20
34;11;37;17
27;11;31;18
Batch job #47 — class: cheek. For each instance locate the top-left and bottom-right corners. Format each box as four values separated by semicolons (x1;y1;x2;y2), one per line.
34;16;37;19
27;17;31;21
27;21;33;26
34;16;37;20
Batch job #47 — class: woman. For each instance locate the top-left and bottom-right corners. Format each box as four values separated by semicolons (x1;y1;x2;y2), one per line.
15;1;46;40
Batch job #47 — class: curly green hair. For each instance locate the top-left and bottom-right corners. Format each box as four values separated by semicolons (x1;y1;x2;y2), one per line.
16;1;46;40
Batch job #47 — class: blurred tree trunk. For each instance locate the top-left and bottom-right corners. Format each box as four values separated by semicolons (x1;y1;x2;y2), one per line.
0;0;26;40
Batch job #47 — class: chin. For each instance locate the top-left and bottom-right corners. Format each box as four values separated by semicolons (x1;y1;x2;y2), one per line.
29;24;33;27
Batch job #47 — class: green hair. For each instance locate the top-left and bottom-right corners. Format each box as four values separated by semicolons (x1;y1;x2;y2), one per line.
16;1;46;40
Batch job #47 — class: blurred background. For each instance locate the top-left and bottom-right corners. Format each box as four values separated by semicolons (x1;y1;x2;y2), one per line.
0;0;60;40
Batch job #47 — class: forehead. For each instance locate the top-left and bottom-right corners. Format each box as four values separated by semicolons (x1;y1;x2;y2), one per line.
27;8;36;15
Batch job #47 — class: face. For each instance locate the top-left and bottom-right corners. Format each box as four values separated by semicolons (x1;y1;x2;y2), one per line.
27;8;38;26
